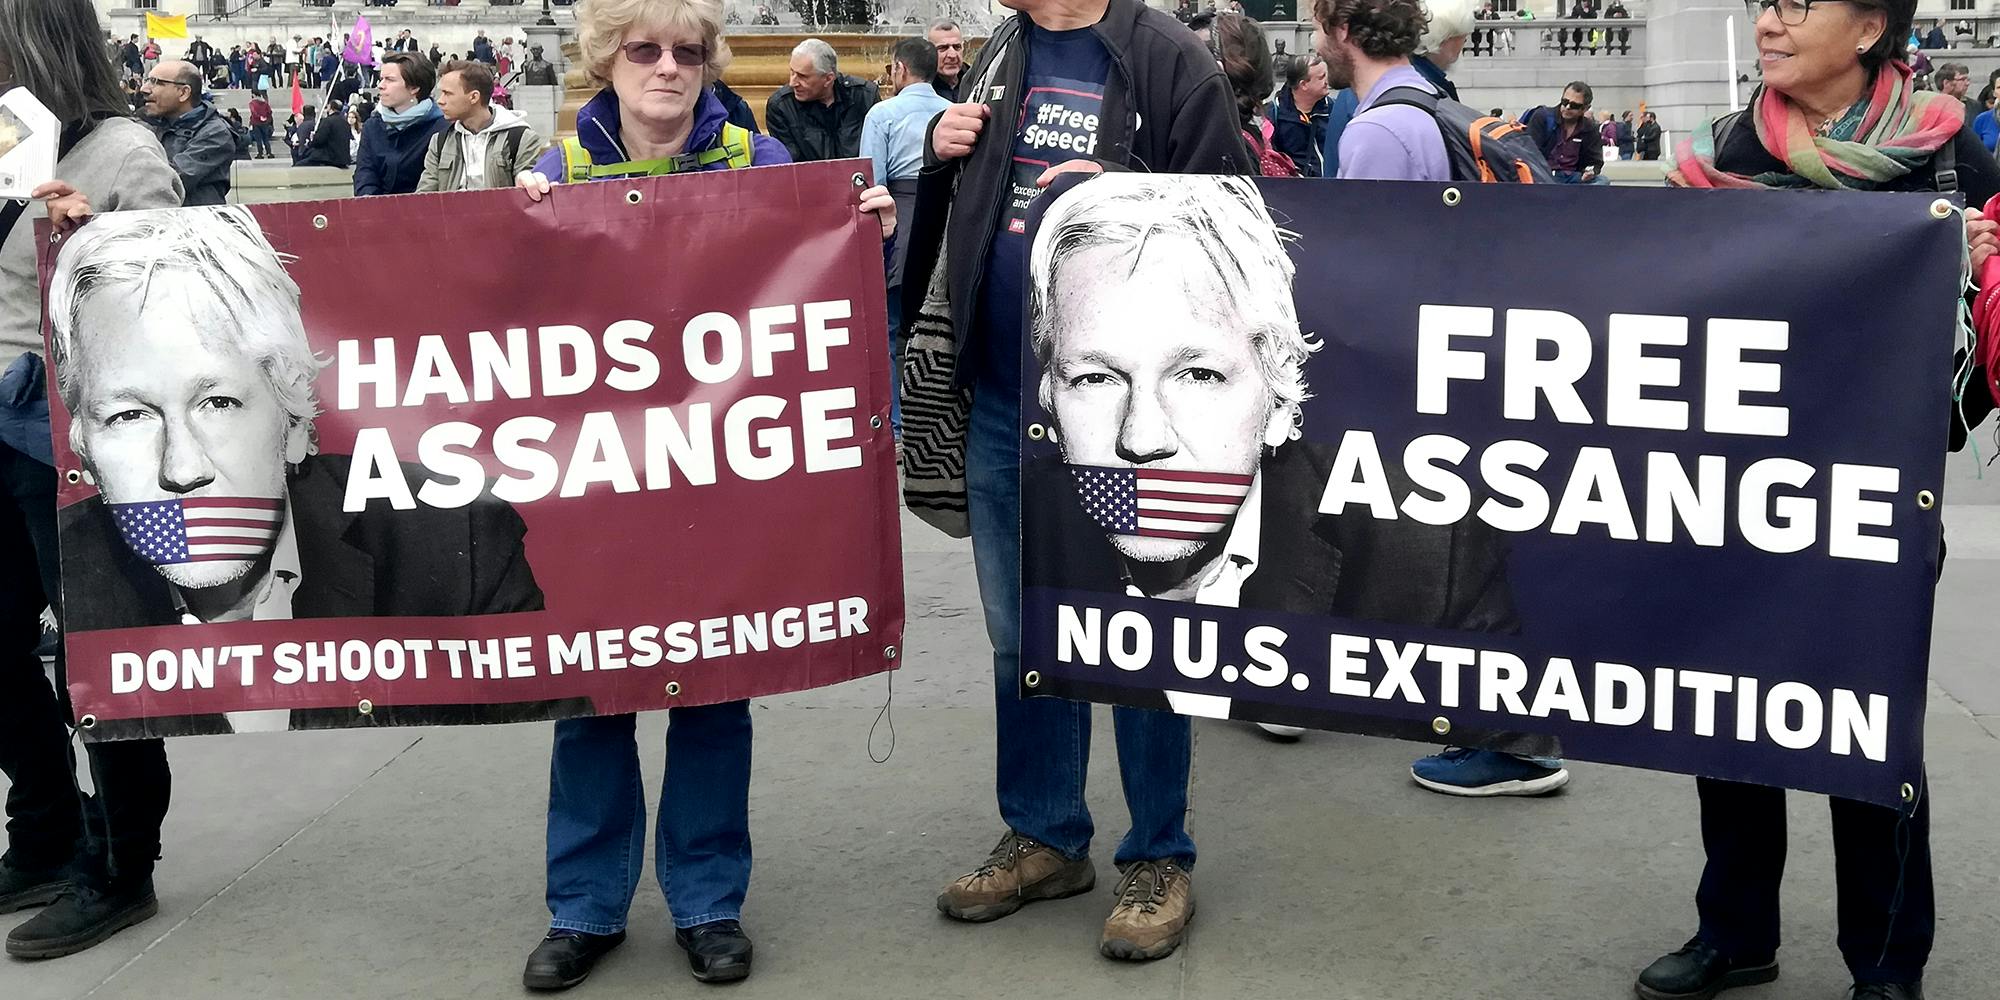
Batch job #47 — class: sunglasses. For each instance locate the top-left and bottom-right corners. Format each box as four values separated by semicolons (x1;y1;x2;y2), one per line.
1559;98;1590;110
618;40;708;68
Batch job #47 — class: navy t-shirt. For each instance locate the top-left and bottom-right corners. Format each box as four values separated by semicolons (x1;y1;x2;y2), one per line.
975;23;1112;393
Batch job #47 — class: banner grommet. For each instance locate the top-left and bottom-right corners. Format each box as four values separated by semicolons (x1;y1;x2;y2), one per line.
884;645;899;661
666;681;683;697
1431;716;1451;736
1027;423;1046;441
851;172;867;188
1901;782;1916;802
1442;188;1462;207
63;469;80;484
357;699;373;715
870;415;882;429
78;714;96;730
1024;670;1041;688
311;215;328;230
1916;490;1936;510
625;190;643;205
1929;198;1953;220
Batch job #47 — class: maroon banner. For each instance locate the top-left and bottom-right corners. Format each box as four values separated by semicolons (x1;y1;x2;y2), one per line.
37;161;903;739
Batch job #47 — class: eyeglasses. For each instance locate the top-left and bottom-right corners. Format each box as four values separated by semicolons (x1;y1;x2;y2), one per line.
618;40;708;68
141;76;189;89
1558;98;1590;110
1750;0;1853;26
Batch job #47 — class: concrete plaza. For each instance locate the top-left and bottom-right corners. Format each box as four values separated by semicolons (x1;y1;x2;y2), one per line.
4;464;1998;1000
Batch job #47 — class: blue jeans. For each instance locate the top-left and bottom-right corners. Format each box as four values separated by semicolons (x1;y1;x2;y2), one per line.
885;290;903;438
965;365;1196;869
545;702;752;932
1554;170;1611;185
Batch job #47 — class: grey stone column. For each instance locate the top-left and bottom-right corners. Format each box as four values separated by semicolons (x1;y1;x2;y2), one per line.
1643;0;1756;135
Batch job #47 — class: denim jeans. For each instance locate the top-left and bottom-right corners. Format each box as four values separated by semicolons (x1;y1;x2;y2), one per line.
0;442;170;890
964;364;1196;869
885;291;903;438
545;702;752;932
1553;169;1611;185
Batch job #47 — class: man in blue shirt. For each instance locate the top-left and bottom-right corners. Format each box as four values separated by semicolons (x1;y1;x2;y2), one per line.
860;36;951;438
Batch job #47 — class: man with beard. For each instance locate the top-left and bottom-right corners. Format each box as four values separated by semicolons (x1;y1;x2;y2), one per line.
1314;0;1448;181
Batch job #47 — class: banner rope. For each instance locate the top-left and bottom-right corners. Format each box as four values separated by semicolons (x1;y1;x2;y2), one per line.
1952;205;1983;477
867;669;896;764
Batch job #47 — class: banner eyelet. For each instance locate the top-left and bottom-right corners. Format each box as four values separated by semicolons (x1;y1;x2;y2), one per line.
1916;490;1936;510
78;714;96;729
1431;716;1452;736
1442;188;1462;207
357;698;374;715
1027;423;1047;441
1023;670;1041;688
64;469;81;484
1901;782;1917;803
312;214;328;230
870;415;883;429
665;680;683;697
851;172;867;188
884;645;898;661
1929;198;1954;220
625;190;643;205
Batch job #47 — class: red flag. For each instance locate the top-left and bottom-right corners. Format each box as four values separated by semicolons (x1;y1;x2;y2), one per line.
290;73;303;116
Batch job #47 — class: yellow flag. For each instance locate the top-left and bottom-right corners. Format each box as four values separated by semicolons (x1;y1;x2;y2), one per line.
145;12;188;40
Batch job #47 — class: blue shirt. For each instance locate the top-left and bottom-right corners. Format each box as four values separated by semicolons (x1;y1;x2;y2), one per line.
860;80;951;184
1320;88;1359;178
1977;109;1999;153
975;23;1112;392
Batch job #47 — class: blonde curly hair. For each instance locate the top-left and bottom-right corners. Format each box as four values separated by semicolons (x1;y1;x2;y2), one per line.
577;0;732;86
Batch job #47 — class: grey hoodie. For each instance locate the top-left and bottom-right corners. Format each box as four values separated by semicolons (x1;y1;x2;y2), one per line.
416;105;546;193
1;117;182;360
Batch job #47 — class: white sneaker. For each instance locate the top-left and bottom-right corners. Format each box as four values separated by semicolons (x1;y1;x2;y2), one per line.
1255;722;1305;741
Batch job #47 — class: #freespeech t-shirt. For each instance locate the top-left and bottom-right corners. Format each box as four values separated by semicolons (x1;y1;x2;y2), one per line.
976;22;1112;393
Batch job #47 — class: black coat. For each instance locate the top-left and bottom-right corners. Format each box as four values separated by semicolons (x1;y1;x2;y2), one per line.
354;111;450;196
1269;89;1328;177
764;74;878;162
902;0;1254;377
296;114;352;168
1527;106;1604;175
66;454;584;738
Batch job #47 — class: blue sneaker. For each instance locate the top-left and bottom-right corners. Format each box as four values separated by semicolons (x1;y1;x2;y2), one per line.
1410;748;1570;797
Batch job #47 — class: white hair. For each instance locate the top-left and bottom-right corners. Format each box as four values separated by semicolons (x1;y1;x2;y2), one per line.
1420;0;1480;54
793;37;837;76
1027;174;1319;420
47;206;325;448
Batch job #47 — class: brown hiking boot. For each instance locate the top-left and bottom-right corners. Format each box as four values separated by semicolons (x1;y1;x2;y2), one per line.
1099;860;1194;961
936;831;1096;922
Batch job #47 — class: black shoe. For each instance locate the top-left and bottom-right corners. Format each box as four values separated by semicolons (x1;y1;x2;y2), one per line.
1848;983;1923;1000
4;882;158;959
0;858;70;915
675;919;752;984
1635;938;1779;1000
523;929;625;991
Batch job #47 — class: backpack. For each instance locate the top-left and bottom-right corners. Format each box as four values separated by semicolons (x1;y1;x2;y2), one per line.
1250;118;1299;178
1374;86;1553;183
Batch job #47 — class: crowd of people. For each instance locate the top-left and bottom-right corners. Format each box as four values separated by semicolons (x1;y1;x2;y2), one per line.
3;0;1996;999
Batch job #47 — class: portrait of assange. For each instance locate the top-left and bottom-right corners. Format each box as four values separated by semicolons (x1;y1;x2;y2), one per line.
1022;175;1542;745
46;207;561;736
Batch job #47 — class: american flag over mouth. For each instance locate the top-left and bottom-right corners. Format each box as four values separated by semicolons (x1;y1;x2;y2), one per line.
1067;466;1255;541
109;497;284;566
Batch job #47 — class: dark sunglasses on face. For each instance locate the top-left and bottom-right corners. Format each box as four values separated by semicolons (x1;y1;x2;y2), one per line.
619;40;708;68
1559;98;1589;110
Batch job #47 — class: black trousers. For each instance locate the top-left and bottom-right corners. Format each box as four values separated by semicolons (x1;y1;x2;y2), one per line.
1695;775;1932;985
0;443;169;889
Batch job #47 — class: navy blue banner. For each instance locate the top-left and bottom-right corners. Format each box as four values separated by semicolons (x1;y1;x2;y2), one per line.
1019;174;1964;808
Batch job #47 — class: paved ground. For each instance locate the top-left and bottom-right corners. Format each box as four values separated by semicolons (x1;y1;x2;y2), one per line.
4;461;1998;1000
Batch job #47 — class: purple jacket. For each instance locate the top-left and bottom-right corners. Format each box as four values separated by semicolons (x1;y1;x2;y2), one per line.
533;86;790;180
